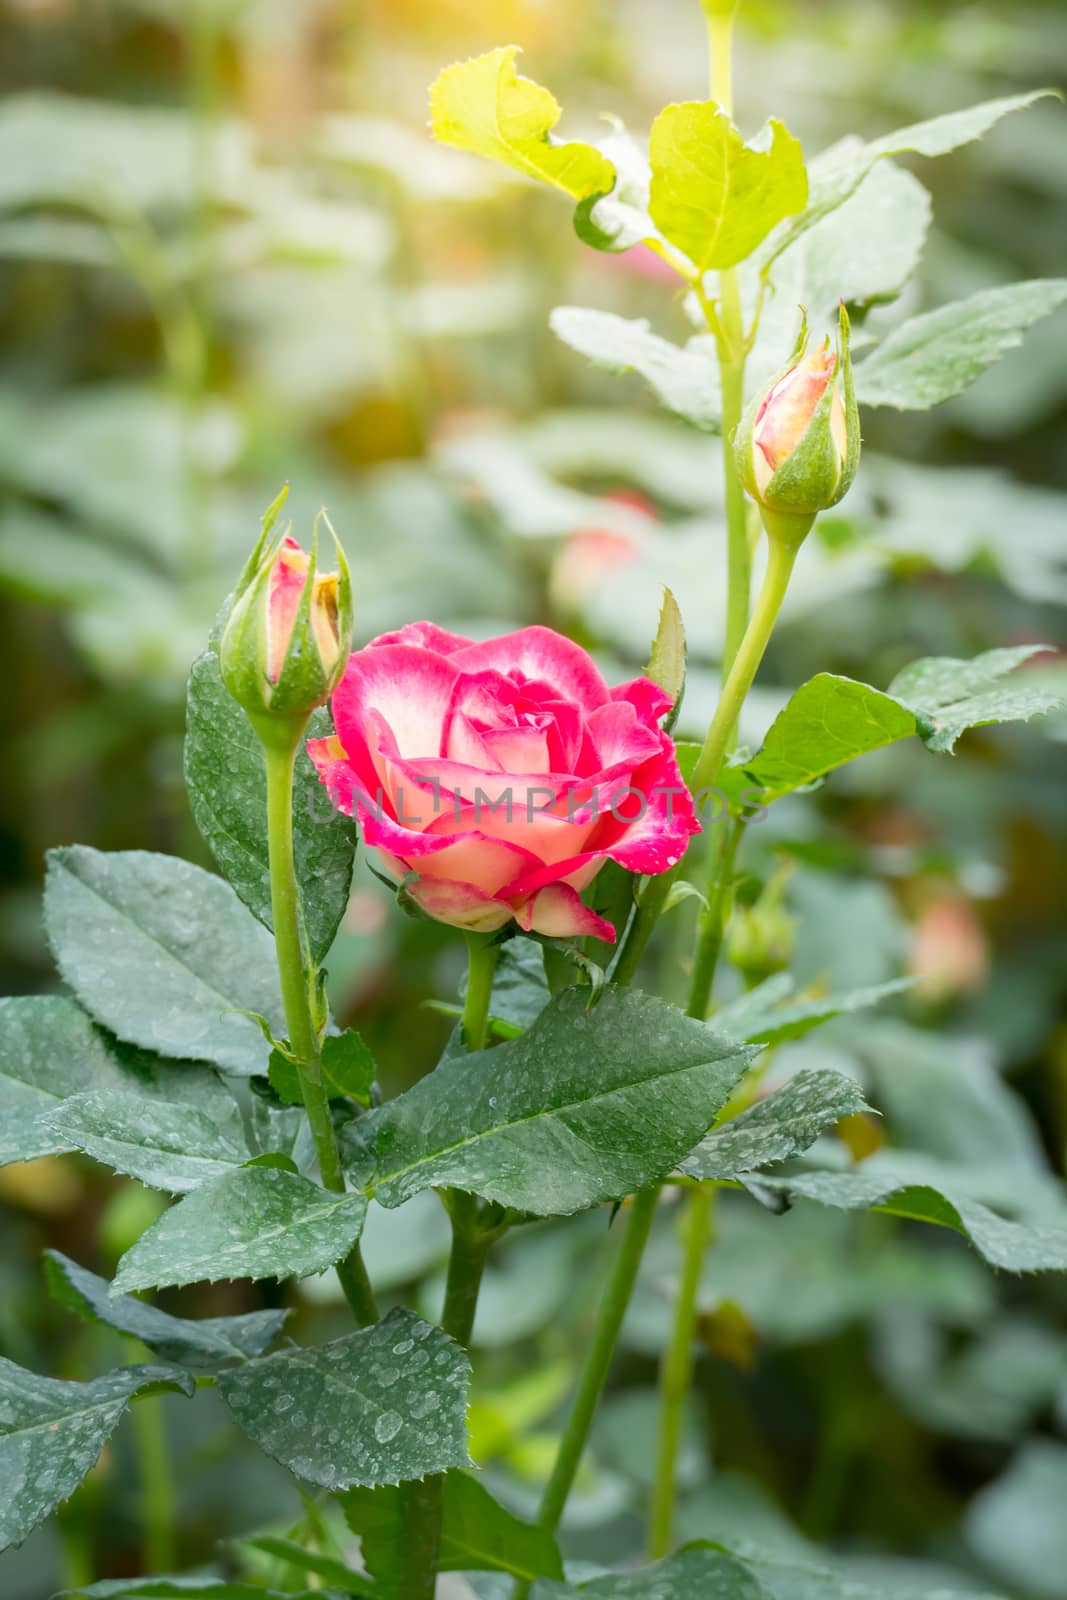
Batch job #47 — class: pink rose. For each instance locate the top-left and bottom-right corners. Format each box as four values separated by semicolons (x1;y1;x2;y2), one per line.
308;623;699;940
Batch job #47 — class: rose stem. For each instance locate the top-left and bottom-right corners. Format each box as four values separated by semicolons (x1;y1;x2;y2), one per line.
461;929;500;1051
647;1180;715;1558
396;933;499;1600
262;726;378;1327
644;542;798;1554
509;1185;660;1600
126;1338;176;1571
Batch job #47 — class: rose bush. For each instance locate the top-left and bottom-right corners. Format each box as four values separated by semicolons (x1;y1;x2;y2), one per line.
309;621;699;939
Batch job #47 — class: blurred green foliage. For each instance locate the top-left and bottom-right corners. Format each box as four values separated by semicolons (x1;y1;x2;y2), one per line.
1;1;1065;1597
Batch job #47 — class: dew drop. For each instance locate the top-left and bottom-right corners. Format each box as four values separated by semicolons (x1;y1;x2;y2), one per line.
374;1410;402;1444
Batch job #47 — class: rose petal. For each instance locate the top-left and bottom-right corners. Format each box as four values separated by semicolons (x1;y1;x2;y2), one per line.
444;710;504;771
406;876;514;933
480;723;552;773
500;737;700;892
408;829;543;896
611;675;674;725
332;644;460;761
516;883;616;943
583;701;663;771
367;621;474;655
590;735;701;874
421;791;597;866
267;537;309;683
450;626;609;711
306;733;379;818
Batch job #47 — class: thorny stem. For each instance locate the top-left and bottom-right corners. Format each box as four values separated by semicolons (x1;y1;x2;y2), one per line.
510;1188;661;1600
262;728;378;1327
687;815;745;1024
691;538;798;796
643;545;802;1548
396;943;497;1599
648;1183;716;1558
462;932;500;1051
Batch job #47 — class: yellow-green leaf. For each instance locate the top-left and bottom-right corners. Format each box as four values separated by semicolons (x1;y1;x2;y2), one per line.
649;101;807;272
430;45;614;201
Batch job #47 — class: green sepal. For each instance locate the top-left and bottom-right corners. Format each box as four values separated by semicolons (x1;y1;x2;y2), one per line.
839;302;862;490
219;500;353;728
232;483;290;608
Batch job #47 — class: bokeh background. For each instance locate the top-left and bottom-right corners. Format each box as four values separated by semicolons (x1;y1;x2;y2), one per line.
2;1;1066;1596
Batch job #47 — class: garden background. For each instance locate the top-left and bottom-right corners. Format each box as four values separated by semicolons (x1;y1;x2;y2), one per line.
1;1;1066;1596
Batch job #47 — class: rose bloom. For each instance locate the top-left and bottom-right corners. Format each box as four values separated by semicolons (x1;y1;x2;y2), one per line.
309;623;699;940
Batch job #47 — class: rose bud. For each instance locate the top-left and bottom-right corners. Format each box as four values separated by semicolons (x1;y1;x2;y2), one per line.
908;891;989;1004
220;488;352;730
726;865;796;987
736;303;860;547
309;622;700;943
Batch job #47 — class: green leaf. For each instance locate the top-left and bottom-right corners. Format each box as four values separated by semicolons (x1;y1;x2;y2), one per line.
488;938;552;1030
889;643;1059;753
351;988;758;1215
57;1583;326;1600
44;846;285;1077
44;1250;288;1367
763;90;1054;268
532;1545;770;1597
573;124;657;254
217;1307;470;1489
715;975;915;1047
240;1535;380;1596
269;1029;378;1107
855;279;1067;411
740;649;1059;806
748;1157;1067;1274
113;1167;368;1292
341;1469;564;1583
429;46;614;200
549;307;721;431
648;102;807;272
436;1470;565;1581
644;587;686;719
789;160;930;316
681;1070;869;1181
747;159;931;385
741;674;917;805
45;1089;249;1192
0;997;154;1167
0;1360;193;1553
321;1032;377;1101
0;996;238;1169
184;650;355;965
863;88;1059;162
